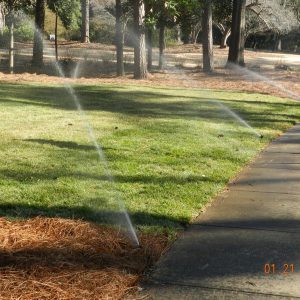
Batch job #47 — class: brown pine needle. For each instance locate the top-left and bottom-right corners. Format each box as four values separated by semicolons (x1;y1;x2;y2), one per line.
0;217;170;300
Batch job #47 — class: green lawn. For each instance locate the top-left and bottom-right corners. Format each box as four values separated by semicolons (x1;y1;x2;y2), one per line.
0;82;299;233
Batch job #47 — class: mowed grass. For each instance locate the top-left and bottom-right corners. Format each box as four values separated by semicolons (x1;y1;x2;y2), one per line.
0;82;299;232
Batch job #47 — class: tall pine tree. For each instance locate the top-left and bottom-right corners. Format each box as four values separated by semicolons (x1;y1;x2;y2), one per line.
32;0;46;67
227;0;246;66
133;0;147;79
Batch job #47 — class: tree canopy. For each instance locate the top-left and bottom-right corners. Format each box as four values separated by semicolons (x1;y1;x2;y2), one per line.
47;0;81;30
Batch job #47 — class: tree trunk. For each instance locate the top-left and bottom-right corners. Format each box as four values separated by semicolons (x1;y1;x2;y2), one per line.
9;18;14;74
0;4;5;35
55;11;58;61
194;27;201;44
133;0;147;79
81;0;90;43
220;27;231;49
181;16;192;44
191;21;201;44
147;28;153;70
176;24;181;43
276;38;282;51
202;0;214;73
145;2;152;70
32;0;45;67
115;0;124;76
227;0;246;66
277;38;282;51
158;0;166;69
274;35;282;51
158;23;165;70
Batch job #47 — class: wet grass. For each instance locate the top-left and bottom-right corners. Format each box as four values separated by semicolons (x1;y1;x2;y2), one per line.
0;82;299;232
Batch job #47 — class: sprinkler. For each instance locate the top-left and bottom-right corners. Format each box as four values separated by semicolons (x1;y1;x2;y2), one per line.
131;244;142;253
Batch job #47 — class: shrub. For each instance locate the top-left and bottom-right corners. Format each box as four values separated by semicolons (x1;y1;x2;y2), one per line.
66;28;81;41
14;21;34;42
148;28;178;47
0;27;10;48
90;19;115;44
0;21;34;46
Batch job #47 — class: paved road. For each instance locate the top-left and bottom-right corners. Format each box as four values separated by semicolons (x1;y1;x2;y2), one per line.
144;125;300;299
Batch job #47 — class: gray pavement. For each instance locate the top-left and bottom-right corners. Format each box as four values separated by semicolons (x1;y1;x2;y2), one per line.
143;125;300;299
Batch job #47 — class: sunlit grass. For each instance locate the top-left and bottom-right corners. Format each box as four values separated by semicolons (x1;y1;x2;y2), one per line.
0;82;299;232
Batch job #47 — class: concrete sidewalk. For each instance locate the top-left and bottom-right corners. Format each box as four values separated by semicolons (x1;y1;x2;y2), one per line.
143;125;300;299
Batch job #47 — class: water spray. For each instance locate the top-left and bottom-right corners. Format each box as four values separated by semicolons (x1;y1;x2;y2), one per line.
211;100;263;138
28;19;140;247
227;62;300;102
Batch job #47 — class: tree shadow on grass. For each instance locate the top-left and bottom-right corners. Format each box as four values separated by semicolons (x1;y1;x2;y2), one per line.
25;139;96;151
0;167;225;185
0;203;184;229
0;84;298;127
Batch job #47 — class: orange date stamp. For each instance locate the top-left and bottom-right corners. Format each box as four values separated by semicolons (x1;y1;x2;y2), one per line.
264;263;295;275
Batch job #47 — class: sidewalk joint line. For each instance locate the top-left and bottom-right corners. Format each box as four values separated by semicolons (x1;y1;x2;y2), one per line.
192;223;300;234
229;189;300;196
149;280;300;299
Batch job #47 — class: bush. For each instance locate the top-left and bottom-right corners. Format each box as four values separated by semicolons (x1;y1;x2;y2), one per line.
0;21;34;46
14;21;34;42
148;28;178;48
0;27;10;48
90;19;115;44
66;28;81;41
124;26;178;48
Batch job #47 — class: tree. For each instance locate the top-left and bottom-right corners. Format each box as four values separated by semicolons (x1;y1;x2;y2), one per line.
0;0;33;72
288;0;300;20
144;0;154;69
81;0;89;43
158;0;166;69
213;0;232;48
177;0;202;44
115;0;124;75
202;0;213;72
0;3;4;34
107;0;130;76
32;0;46;67
143;0;177;69
247;0;299;51
227;0;246;66
178;6;193;44
214;0;299;52
48;0;81;60
133;0;147;79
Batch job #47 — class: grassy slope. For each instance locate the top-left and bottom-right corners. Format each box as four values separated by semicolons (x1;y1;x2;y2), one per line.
0;83;299;232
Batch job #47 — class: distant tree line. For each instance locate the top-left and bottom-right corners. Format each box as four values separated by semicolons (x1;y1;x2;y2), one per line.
0;0;299;77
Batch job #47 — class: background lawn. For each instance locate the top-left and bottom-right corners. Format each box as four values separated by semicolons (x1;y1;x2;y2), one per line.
0;83;299;233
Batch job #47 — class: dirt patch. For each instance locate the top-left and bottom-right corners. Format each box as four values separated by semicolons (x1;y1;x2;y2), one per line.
0;217;170;300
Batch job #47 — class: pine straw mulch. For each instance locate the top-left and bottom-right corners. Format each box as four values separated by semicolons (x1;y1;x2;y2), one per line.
1;68;299;100
0;217;170;300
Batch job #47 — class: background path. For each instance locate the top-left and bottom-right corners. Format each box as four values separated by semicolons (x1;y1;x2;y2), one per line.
144;125;300;299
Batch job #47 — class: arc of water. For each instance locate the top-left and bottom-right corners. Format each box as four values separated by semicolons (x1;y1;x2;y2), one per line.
72;60;82;79
210;100;262;138
227;62;300;101
160;58;263;138
28;20;140;247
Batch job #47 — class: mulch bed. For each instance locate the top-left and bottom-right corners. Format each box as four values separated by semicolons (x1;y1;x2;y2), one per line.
0;217;170;299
